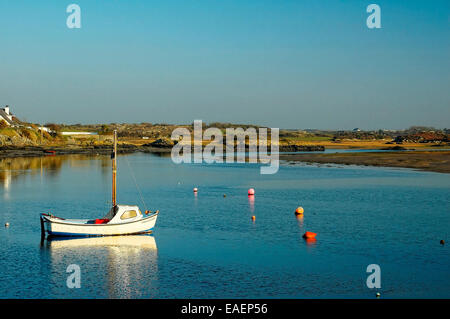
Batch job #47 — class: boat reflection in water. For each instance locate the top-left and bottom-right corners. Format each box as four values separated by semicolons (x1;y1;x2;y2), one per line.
43;235;158;298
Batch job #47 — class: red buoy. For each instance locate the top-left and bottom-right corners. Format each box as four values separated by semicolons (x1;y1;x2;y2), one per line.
248;188;255;196
193;187;198;193
303;231;317;239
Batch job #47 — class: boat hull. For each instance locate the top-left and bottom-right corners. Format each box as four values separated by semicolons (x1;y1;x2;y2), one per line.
40;213;158;237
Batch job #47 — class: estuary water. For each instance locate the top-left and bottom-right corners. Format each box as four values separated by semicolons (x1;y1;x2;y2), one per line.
0;153;449;298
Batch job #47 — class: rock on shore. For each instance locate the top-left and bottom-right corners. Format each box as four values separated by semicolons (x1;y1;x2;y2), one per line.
278;145;325;152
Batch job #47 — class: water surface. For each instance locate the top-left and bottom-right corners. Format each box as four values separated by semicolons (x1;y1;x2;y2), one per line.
0;153;449;298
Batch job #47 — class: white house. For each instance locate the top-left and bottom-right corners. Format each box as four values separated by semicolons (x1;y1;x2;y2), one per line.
0;105;14;126
37;126;52;133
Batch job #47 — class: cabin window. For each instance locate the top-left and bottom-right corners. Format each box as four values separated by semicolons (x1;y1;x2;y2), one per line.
120;210;137;220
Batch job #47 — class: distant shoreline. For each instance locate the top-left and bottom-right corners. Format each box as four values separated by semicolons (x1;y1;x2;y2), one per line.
0;144;172;158
1;144;449;174
0;142;327;157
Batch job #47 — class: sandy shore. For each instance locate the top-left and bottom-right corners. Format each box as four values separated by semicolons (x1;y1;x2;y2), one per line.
280;151;450;173
278;137;447;150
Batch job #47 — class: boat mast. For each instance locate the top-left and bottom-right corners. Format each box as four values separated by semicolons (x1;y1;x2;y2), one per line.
112;130;117;207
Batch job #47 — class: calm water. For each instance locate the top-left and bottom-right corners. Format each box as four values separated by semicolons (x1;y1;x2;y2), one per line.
0;153;449;298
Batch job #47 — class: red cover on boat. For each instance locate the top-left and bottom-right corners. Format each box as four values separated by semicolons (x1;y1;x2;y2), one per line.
95;219;110;224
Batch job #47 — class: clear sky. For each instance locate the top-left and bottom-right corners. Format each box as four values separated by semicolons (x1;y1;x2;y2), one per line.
0;0;448;130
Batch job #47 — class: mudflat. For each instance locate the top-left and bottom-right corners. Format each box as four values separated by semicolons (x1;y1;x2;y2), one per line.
280;151;450;173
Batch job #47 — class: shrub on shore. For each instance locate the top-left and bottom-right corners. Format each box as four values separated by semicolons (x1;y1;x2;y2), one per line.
0;120;8;129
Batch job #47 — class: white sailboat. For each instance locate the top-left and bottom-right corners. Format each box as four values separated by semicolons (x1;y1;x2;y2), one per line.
40;130;158;237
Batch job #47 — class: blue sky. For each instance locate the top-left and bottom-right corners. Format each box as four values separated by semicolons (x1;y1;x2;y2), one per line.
0;0;448;130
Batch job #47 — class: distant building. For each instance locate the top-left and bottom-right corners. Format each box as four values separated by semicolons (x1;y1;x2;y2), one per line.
0;105;14;126
352;128;361;132
61;132;98;136
38;126;52;133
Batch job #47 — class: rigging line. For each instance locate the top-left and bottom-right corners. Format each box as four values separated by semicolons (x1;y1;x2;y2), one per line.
124;156;148;212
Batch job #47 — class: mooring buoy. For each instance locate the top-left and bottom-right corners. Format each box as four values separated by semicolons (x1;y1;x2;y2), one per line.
303;231;317;239
295;207;304;215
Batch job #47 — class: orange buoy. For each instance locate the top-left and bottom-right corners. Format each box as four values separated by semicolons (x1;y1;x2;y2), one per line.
251;215;256;221
303;231;317;239
248;188;255;196
295;207;304;215
193;187;198;193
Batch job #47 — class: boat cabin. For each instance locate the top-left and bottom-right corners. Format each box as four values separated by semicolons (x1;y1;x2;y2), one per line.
103;205;144;224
